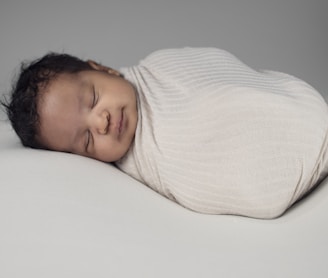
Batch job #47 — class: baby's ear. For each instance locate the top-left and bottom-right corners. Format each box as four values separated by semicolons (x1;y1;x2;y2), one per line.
87;60;121;76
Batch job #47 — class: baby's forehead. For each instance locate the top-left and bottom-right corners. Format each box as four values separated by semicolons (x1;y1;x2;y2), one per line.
38;70;97;111
39;73;80;105
44;72;85;94
54;71;82;85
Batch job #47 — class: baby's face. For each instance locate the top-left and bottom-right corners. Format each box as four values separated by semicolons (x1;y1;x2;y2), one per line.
37;65;138;162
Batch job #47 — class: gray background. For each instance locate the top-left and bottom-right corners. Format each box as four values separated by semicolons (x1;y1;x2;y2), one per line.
0;0;327;112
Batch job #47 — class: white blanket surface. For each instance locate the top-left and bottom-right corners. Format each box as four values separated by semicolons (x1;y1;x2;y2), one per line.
116;47;328;218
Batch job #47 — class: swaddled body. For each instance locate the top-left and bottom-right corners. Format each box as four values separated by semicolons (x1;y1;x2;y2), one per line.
116;47;328;218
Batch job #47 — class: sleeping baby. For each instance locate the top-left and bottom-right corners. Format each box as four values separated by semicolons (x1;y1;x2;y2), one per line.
2;47;328;218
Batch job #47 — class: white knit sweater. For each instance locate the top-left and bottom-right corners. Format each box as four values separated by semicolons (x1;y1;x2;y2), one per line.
116;47;328;218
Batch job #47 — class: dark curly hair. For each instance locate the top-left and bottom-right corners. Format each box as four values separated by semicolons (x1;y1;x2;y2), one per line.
1;53;93;149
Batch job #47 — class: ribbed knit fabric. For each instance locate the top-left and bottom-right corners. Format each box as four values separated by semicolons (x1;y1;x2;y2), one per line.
116;47;328;218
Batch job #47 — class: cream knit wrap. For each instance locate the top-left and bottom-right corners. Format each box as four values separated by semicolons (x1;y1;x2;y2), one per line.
116;47;328;218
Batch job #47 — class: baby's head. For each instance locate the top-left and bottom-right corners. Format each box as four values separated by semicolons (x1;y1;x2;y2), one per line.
1;53;138;162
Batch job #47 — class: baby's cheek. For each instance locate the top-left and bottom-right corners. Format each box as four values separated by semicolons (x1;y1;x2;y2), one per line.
94;138;118;162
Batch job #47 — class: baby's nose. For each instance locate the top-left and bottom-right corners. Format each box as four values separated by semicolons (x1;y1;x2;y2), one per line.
95;111;109;135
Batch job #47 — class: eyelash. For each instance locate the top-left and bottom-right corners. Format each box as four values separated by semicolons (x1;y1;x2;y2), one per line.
86;88;97;152
92;89;97;108
85;131;91;152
